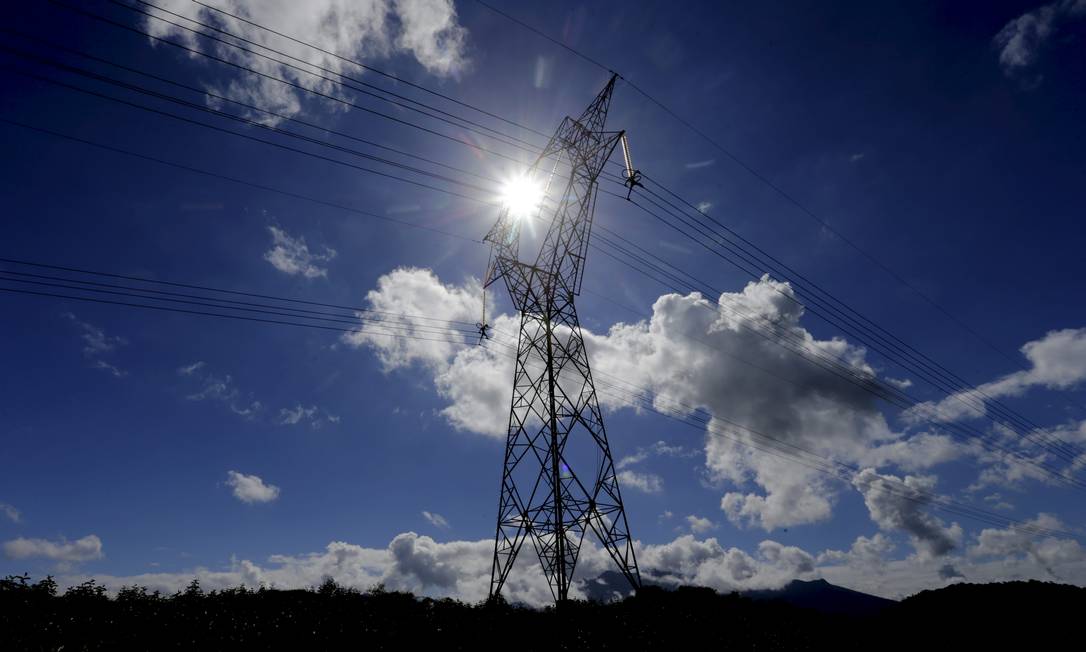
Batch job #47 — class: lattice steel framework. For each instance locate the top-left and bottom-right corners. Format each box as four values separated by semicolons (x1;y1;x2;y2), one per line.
483;75;641;603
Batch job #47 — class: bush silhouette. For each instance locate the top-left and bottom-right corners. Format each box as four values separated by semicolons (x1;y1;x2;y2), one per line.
1;576;1082;649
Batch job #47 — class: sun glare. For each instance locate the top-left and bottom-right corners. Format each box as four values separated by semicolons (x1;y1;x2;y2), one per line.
499;174;544;219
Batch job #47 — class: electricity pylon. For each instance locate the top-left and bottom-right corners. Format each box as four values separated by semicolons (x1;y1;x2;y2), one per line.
483;74;641;603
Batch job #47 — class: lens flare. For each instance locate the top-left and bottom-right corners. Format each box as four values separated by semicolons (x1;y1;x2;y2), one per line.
499;174;544;219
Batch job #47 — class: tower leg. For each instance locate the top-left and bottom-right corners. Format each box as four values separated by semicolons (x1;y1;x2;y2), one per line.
489;297;641;602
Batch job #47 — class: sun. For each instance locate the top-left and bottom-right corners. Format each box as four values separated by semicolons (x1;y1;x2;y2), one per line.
499;174;544;219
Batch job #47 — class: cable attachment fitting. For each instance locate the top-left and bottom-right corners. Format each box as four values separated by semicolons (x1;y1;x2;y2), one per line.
619;132;642;200
476;275;491;345
475;322;491;344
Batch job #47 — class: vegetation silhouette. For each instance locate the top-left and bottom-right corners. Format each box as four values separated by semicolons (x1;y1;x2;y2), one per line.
1;574;1082;649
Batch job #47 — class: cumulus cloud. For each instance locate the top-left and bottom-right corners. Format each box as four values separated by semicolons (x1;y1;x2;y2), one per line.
263;226;336;279
392;0;469;77
64;313;127;377
343;267;972;532
817;532;896;568
853;468;962;560
143;0;469;124
340;268;511;437
421;511;450;529
639;535;815;591
907;328;1086;424
617;470;664;494
3;534;103;563
0;502;20;523
860;432;960;472
226;470;281;504
684;515;717;534
56;526;1086;606
993;0;1086;83
969;513;1085;577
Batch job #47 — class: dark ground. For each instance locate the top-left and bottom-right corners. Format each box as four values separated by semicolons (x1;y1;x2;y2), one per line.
1;574;1081;650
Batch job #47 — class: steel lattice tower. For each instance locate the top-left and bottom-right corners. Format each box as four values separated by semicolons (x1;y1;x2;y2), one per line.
483;75;641;603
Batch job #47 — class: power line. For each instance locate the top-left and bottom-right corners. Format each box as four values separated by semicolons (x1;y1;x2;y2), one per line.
586;227;1086;490
5;275;1071;542
0;285;474;345
469;0;1046;409
5;118;1080;491
123;0;543;153
0;262;479;328
4;53;1077;480
91;0;547;158
470;0;614;74
608;182;1082;463
47;0;542;168
0;117;480;244
632;178;1086;461
6;1;1077;545
186;0;551;140
0;28;503;184
0;47;503;194
454;3;1085;463
54;0;1068;460
5;67;496;203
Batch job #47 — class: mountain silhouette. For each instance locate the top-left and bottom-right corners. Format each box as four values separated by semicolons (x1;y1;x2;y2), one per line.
744;578;895;615
581;572;894;615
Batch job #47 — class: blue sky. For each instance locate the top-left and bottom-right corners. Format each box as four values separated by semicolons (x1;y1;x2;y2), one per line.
1;0;1085;604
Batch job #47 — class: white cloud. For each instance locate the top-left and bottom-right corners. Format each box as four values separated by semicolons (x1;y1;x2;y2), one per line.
55;527;1086;606
143;0;469;124
226;470;281;504
178;363;263;418
3;534;103;562
860;432;960;472
264;226;336;279
178;362;335;426
853;468;962;560
340;268;509;437
0;503;21;523
64;313;127;377
982;492;1015;511
392;0;470;78
278;404;339;429
684;159;715;169
617;470;664;494
343;268;973;532
818;532;896;568
969;513;1085;577
906;327;1086;425
695;201;712;213
638;535;815;591
684;515;717;534
421;511;450;529
617;440;696;469
177;361;206;376
993;0;1086;81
